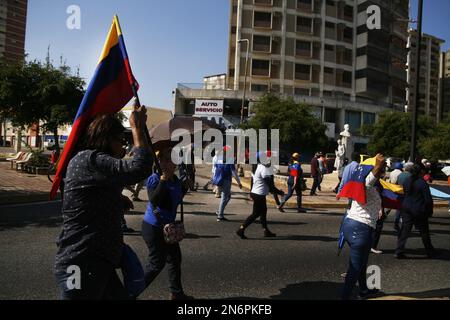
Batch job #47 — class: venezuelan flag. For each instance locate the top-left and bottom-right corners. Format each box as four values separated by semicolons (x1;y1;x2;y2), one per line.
50;15;138;199
338;157;404;209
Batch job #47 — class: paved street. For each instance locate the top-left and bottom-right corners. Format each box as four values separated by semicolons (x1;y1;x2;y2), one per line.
1;175;450;300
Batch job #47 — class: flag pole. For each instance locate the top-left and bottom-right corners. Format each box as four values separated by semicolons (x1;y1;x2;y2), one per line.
114;15;161;174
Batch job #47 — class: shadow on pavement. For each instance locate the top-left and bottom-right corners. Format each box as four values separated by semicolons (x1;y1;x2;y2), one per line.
184;233;221;240
270;281;343;300
381;248;450;261
0;201;62;231
255;234;338;242
383;288;450;299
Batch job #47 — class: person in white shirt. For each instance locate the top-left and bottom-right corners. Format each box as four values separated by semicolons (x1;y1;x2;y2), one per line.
341;154;385;300
236;153;284;239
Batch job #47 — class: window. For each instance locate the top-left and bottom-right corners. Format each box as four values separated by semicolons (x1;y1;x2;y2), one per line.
326;0;335;6
343;71;352;84
324;108;337;123
253;35;271;52
295;64;311;80
252;59;270;77
294;88;310;96
345;111;362;131
324;67;333;74
363;112;376;125
344;5;353;18
296;40;311;56
251;84;269;92
254;11;272;28
296;16;312;33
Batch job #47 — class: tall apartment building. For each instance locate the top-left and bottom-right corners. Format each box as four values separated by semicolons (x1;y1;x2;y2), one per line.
406;29;445;121
227;0;408;109
0;0;28;63
439;49;450;120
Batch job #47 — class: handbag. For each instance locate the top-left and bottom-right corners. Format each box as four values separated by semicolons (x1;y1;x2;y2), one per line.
154;201;186;244
121;244;145;298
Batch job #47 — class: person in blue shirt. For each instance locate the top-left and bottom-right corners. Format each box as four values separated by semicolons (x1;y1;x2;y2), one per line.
141;149;193;300
278;153;306;213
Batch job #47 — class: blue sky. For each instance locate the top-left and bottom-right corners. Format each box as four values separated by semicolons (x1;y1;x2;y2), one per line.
25;0;450;110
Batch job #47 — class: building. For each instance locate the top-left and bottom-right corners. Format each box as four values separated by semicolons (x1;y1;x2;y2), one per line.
204;74;228;90
439;49;450;120
0;0;28;148
0;0;28;62
174;0;409;151
407;29;445;121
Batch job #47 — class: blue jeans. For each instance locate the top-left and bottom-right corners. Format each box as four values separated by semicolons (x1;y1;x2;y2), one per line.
280;182;302;210
217;179;232;218
341;218;373;300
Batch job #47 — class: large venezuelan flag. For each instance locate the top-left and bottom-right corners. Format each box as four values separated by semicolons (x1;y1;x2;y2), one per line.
50;15;138;199
338;157;404;209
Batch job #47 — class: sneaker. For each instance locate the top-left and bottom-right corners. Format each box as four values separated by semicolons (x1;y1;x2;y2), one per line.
215;194;221;198
358;289;380;300
264;229;276;238
217;217;229;222
171;293;194;300
371;248;383;255
236;228;248;240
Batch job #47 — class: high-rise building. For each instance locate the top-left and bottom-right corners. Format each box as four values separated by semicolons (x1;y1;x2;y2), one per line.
0;0;28;63
227;0;408;108
407;29;445;121
439;49;450;120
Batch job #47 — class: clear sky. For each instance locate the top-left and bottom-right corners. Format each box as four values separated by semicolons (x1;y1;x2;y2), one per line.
25;0;450;110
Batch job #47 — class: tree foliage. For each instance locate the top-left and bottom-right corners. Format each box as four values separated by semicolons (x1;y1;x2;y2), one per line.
0;59;85;152
419;115;450;161
245;93;328;153
361;111;436;160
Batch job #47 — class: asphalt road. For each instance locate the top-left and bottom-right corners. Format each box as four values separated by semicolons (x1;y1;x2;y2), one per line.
1;176;450;300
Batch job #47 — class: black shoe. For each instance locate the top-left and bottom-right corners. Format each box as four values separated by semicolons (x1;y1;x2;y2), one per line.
264;230;276;238
427;250;440;259
132;197;143;202
236;228;247;239
217;217;230;222
171;292;194;300
297;209;307;213
309;193;317;196
122;226;135;233
277;205;285;213
358;289;381;300
394;252;407;259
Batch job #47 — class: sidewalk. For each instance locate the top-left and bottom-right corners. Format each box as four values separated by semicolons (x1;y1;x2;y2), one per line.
195;165;449;209
0;161;60;205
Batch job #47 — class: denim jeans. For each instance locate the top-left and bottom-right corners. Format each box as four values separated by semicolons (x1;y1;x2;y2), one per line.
341;218;373;300
310;176;320;194
217;179;232;218
280;182;302;210
54;256;130;300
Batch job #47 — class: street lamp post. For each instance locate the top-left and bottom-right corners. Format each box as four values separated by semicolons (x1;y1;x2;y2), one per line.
238;39;250;125
410;0;424;163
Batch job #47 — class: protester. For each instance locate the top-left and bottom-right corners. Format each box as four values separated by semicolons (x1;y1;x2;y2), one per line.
203;150;219;191
214;147;243;222
337;153;360;197
236;152;284;239
278;153;306;213
317;152;327;191
54;108;152;300
141;149;193;300
310;153;321;196
341;154;385;300
395;163;437;259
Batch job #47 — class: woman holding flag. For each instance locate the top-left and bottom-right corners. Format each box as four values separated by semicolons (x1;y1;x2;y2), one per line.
340;154;386;300
54;107;152;300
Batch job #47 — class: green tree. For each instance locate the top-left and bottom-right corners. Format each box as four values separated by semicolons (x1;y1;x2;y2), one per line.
245;93;328;154
419;115;450;161
0;59;85;153
361;111;434;160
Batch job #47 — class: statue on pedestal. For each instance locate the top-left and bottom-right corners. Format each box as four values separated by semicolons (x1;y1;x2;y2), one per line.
340;124;354;161
334;139;346;173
